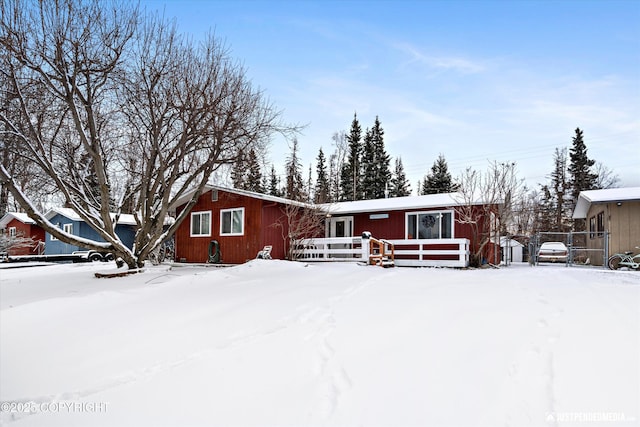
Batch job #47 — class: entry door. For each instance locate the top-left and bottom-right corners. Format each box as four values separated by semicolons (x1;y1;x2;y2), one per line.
327;216;354;238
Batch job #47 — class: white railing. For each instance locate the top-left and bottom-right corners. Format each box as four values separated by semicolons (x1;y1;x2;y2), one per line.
387;238;470;267
292;236;366;261
292;234;470;267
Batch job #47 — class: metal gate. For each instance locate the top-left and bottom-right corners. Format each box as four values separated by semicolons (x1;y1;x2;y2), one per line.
530;231;609;268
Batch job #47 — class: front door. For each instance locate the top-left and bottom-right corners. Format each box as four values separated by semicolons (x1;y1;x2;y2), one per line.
327;216;354;238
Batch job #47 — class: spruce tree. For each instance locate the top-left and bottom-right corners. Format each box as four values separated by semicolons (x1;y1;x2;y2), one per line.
360;128;377;199
389;157;411;197
245;149;263;193
549;147;571;232
268;165;282;197
339;113;362;201
231;151;247;189
422;154;458;194
568;127;598;202
370;116;391;199
314;148;330;203
535;184;555;234
285;139;304;201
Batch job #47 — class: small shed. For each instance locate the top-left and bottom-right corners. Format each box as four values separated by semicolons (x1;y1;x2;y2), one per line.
0;212;46;255
500;237;524;263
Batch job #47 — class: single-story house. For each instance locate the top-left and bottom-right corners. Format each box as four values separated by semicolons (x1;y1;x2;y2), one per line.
573;187;640;265
172;186;499;267
0;212;46;255
317;194;499;267
171;186;312;264
44;207;136;255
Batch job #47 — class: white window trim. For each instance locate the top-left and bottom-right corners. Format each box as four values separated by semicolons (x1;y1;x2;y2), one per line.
190;211;212;237
405;209;455;239
220;207;245;236
50;223;73;241
9;227;16;237
63;223;73;235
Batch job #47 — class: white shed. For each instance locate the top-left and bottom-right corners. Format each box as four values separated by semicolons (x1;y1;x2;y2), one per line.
500;237;524;263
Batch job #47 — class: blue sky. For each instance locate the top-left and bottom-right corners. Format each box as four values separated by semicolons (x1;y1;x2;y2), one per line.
143;0;640;190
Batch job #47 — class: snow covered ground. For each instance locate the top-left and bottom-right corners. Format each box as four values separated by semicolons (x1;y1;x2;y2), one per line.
1;261;638;427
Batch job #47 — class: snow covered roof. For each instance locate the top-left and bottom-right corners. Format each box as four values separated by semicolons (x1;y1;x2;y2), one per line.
573;187;640;218
321;192;485;215
171;185;310;210
44;207;137;225
0;212;37;228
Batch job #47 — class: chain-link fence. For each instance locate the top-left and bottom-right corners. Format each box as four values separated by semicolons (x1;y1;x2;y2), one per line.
529;231;609;268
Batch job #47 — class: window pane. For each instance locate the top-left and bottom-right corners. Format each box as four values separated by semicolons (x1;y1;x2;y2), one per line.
407;215;416;239
201;213;210;235
191;215;200;235
232;210;243;234
221;211;231;234
441;212;452;238
418;214;439;239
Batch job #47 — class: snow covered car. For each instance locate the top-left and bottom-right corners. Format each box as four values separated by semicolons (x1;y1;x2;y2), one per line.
537;242;568;263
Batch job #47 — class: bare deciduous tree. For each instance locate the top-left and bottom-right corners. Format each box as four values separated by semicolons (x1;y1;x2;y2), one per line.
272;203;326;260
455;161;524;266
0;0;295;269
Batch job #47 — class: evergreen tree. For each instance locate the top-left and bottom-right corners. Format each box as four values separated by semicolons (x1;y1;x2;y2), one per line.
306;164;313;203
245;148;263;193
370;116;391;199
389;157;411;197
285;139;304;201
339;113;362;201
268;165;282;197
568;127;598;202
314;148;330;203
535;184;555;233
422;154;458;194
360;128;377;199
231;151;247;189
549;147;571;232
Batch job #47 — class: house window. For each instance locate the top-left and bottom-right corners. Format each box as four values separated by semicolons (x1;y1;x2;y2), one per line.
220;208;244;236
190;211;211;237
63;223;73;235
596;211;604;237
9;227;16;237
406;210;453;239
50;223;72;241
589;211;605;238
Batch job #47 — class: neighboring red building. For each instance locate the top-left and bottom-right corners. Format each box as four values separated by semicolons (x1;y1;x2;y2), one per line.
172;186;499;267
0;212;46;256
172;186;311;264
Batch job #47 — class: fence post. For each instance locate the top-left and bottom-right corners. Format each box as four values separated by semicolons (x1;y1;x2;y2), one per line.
567;232;573;267
361;231;371;263
604;230;609;269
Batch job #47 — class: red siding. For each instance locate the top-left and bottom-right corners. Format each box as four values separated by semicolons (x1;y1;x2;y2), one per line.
175;190;292;264
5;218;45;255
333;204;500;264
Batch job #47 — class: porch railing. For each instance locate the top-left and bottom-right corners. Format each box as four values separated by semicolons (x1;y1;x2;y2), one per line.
292;236;366;261
292;234;470;267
